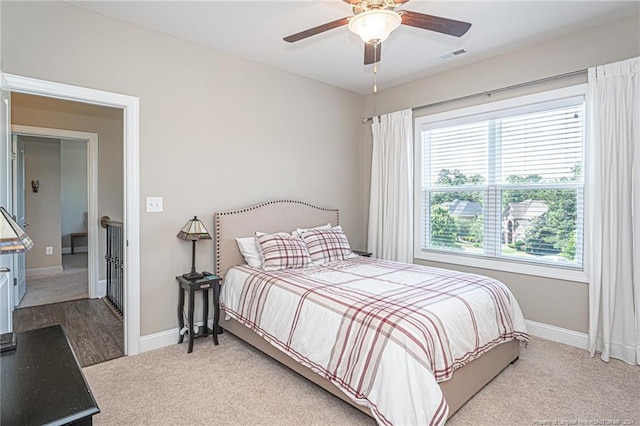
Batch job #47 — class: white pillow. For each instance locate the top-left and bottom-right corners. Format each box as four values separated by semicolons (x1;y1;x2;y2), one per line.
291;223;332;239
235;237;262;268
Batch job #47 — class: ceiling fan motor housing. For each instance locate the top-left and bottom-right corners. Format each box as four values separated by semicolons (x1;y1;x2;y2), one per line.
352;0;399;15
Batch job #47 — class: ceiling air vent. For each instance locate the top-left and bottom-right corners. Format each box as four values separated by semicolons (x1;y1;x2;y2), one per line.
440;49;467;60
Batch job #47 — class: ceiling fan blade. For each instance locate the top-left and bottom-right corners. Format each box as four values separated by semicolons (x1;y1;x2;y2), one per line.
283;17;351;43
401;10;471;37
364;42;382;65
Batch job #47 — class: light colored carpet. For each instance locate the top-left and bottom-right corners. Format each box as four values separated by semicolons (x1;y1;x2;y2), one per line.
18;254;88;309
446;337;639;425
83;334;639;425
84;332;373;425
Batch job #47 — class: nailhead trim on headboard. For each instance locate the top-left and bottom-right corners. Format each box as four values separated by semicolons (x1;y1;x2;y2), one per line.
214;200;340;277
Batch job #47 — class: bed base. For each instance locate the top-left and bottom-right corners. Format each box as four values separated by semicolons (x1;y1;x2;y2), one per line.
220;310;520;419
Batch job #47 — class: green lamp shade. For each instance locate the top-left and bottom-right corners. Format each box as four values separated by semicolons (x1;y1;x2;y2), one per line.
177;216;212;241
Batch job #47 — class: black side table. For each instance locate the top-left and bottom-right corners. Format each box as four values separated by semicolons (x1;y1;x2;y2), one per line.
176;274;221;353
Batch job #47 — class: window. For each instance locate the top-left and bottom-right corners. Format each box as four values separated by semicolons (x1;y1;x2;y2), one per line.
414;86;586;281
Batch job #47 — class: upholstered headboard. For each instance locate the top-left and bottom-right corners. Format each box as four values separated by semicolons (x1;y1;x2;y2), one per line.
214;200;339;278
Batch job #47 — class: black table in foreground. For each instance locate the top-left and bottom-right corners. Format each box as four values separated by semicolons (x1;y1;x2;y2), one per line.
1;325;100;425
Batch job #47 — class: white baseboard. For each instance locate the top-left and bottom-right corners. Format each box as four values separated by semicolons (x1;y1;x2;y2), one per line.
140;319;215;353
27;266;64;277
140;328;178;352
140;318;588;354
525;319;588;349
61;246;88;255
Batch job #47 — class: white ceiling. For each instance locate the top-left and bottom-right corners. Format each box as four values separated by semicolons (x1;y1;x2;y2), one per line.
72;1;639;95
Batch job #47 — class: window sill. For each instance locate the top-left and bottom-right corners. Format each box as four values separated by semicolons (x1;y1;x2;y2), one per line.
414;250;588;283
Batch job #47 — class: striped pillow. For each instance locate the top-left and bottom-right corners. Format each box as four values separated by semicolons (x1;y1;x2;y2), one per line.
255;232;312;271
301;228;352;264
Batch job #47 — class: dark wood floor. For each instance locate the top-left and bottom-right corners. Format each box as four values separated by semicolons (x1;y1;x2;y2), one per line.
13;298;124;367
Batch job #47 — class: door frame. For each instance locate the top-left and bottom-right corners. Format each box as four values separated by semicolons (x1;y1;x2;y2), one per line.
1;74;13;334
4;73;141;355
11;134;26;306
12;126;100;300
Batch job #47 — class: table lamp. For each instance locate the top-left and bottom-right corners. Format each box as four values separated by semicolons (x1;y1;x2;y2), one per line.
1;206;34;352
177;216;211;280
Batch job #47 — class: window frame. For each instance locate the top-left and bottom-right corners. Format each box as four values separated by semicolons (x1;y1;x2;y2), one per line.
413;84;588;283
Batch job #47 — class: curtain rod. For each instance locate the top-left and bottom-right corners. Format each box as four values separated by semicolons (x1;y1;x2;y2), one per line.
362;68;587;123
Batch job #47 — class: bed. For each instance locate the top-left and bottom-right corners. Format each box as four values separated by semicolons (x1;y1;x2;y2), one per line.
214;200;528;425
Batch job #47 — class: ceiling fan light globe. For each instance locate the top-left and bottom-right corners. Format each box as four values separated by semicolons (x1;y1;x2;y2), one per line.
348;9;401;44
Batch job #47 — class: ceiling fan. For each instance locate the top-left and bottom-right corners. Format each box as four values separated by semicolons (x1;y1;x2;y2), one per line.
283;0;472;65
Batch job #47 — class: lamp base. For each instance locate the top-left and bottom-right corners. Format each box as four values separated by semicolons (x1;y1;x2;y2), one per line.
182;271;205;281
0;332;17;353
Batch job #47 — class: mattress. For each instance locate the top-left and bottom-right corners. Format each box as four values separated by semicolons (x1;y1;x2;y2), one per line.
220;256;528;426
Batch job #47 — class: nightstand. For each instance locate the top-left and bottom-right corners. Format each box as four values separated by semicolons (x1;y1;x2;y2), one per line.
352;250;372;257
176;274;221;353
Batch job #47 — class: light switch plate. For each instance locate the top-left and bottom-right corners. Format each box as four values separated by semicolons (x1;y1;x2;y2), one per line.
146;197;163;213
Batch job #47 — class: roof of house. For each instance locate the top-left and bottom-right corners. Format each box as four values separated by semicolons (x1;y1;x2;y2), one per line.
503;200;548;220
442;200;483;218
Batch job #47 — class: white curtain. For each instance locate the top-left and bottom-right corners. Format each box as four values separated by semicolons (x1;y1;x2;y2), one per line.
368;109;413;263
587;56;640;365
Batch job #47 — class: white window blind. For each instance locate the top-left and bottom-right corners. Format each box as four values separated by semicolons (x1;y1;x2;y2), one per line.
416;89;585;272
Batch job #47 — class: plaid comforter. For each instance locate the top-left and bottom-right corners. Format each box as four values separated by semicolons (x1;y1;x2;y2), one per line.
220;256;528;426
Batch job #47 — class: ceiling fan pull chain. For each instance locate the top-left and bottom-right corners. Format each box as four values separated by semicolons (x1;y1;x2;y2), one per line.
373;43;378;93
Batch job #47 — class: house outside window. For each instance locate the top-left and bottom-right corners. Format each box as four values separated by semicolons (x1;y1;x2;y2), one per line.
503;200;548;244
414;85;587;282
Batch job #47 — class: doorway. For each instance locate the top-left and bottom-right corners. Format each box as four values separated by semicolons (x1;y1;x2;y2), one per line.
10;125;101;308
11;131;99;309
2;72;141;355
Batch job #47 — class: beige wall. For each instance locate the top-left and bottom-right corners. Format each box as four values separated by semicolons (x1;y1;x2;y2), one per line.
11;93;124;280
1;1;365;336
60;139;88;249
361;14;640;334
22;136;62;270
